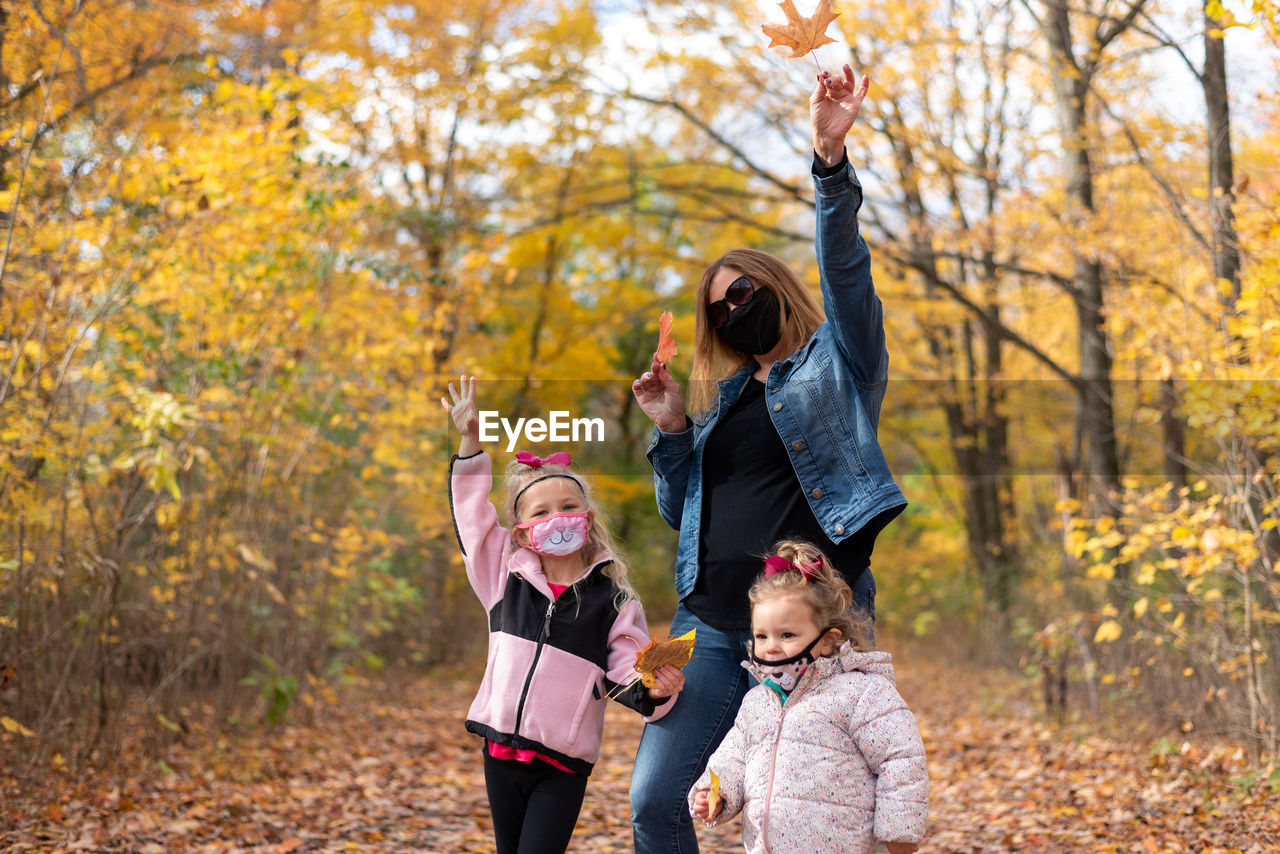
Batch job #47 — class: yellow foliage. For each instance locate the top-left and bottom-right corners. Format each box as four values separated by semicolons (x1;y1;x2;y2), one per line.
1094;620;1123;643
1085;562;1116;581
1;717;37;738
3;0;1279;758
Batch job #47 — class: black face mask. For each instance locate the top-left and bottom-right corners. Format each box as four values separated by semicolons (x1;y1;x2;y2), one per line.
748;630;830;692
719;286;782;355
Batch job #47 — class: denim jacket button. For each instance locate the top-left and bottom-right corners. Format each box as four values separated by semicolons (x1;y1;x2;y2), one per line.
791;440;803;451
834;524;845;535
772;402;782;412
811;488;822;499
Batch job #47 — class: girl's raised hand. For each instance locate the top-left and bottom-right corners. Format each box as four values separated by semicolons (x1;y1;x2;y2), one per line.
631;357;688;434
645;662;685;700
441;375;481;457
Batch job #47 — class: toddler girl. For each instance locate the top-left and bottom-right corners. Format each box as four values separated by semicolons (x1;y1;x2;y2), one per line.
688;539;927;853
443;376;684;854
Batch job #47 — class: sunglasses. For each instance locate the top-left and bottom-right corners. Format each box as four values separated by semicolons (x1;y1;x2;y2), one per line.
706;275;756;329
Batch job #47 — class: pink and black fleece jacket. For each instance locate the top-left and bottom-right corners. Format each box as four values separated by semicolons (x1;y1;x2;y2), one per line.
448;451;676;776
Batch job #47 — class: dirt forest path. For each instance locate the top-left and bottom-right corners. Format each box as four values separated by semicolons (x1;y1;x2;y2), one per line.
3;637;1278;853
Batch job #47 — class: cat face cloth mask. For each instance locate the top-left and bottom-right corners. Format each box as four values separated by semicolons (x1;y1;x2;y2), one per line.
515;511;591;557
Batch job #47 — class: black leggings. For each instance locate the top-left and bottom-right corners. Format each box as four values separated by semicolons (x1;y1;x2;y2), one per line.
483;749;589;854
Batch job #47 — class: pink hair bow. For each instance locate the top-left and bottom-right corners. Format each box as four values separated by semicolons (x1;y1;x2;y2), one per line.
515;450;572;468
763;554;822;580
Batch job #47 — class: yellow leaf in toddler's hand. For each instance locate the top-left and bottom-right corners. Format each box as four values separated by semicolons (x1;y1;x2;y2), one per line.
761;0;839;59
708;769;723;817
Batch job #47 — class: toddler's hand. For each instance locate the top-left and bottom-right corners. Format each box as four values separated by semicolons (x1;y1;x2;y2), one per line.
691;789;721;822
884;843;918;854
645;663;685;700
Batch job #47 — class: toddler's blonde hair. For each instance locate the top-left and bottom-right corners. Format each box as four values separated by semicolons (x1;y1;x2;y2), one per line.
501;458;637;605
748;539;873;652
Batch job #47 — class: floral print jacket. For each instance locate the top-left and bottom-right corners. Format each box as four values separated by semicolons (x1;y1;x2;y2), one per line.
688;644;928;853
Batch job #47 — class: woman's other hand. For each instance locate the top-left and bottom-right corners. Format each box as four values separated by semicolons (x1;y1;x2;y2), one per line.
632;357;688;433
811;64;870;167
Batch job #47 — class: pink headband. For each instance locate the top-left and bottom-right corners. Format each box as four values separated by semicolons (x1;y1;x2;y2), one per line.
763;555;822;580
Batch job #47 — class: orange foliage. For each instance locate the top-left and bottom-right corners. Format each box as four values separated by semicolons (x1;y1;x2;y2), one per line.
656;311;678;365
761;0;839;58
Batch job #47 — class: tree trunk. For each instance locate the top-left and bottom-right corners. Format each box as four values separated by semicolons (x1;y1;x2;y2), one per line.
1041;0;1124;521
1202;14;1240;308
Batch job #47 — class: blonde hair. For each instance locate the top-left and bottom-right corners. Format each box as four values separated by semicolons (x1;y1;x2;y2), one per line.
501;458;638;605
688;249;825;415
748;539;873;652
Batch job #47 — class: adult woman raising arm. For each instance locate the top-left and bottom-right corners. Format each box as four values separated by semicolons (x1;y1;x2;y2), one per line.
628;67;908;854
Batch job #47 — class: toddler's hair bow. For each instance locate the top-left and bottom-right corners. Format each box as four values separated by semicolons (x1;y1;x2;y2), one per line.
515;450;572;468
763;554;822;580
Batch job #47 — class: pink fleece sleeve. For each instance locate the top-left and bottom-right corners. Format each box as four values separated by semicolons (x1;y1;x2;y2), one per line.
449;452;514;610
607;599;678;722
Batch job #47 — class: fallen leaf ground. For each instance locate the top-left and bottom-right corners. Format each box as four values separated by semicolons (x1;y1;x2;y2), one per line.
3;637;1277;853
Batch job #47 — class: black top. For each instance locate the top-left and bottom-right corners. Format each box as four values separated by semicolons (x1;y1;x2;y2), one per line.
684;377;878;630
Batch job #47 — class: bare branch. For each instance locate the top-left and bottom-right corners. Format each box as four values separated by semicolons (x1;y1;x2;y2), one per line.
623;90;810;206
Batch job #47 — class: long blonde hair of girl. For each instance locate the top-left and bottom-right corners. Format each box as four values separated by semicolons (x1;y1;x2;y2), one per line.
687;248;825;416
502;458;638;607
748;539;873;652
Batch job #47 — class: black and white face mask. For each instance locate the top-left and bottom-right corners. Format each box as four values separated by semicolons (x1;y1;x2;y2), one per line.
749;630;829;693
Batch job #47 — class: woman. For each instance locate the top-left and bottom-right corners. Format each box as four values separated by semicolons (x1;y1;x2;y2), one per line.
628;66;907;853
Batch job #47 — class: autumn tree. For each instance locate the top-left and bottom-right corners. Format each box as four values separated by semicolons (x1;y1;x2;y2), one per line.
3;0;1278;774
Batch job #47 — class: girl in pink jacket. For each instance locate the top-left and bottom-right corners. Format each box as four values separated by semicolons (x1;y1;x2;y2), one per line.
689;539;928;853
442;376;684;854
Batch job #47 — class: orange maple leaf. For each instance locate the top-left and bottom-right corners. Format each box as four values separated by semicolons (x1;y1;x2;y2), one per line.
634;628;696;688
656;311;678;365
761;0;839;59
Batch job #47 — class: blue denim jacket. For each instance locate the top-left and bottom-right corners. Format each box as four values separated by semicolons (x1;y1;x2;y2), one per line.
646;158;907;600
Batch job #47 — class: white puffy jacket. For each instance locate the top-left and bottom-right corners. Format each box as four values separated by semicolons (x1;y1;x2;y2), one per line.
689;645;928;853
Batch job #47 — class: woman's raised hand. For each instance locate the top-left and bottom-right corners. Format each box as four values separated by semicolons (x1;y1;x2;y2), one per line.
811;64;870;167
632;358;688;434
440;375;481;457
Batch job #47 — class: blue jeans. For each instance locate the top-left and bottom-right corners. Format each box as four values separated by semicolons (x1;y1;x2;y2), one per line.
629;571;875;853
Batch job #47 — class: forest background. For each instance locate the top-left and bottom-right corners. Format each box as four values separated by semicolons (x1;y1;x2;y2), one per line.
2;0;1279;790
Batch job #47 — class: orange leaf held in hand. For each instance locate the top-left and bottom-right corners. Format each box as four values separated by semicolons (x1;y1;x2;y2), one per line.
656;311;678;365
761;0;839;59
635;628;696;688
708;769;724;818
